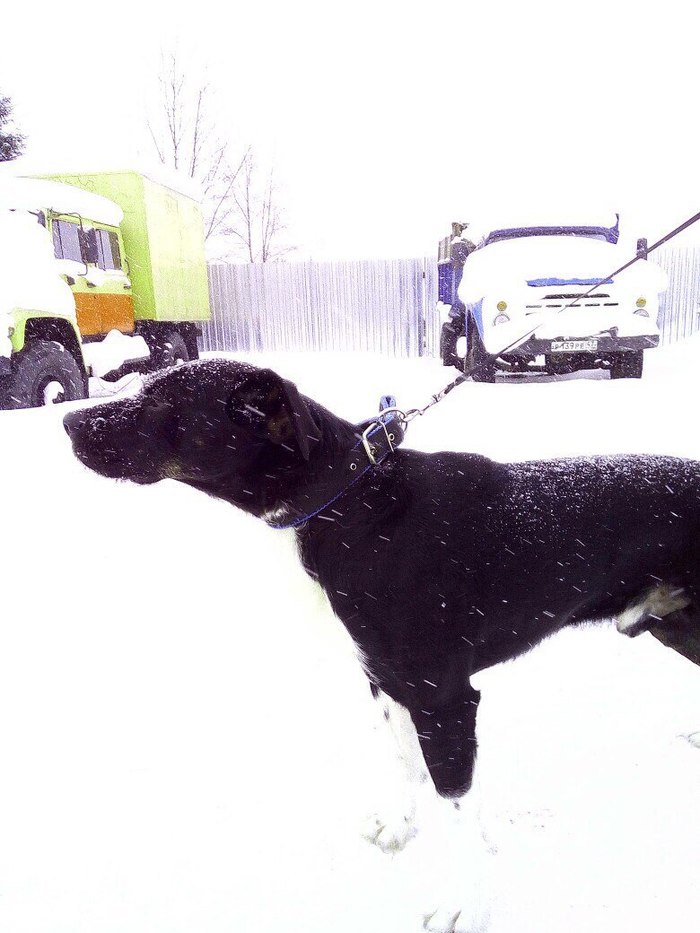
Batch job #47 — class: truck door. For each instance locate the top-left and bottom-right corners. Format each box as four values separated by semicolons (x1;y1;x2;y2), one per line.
52;217;134;336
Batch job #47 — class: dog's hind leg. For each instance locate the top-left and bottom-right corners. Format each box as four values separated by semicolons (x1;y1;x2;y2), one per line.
647;606;700;668
648;607;700;749
616;584;691;639
617;582;700;667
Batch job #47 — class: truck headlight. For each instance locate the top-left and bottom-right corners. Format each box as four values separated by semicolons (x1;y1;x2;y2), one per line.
496;300;508;312
636;297;647;307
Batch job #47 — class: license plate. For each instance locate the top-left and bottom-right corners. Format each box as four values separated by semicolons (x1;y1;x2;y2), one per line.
550;339;598;352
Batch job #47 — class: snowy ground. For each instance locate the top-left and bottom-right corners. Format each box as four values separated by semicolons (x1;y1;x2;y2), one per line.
1;343;700;933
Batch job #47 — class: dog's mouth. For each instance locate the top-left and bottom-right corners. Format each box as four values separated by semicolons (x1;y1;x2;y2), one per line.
124;472;160;486
71;446;160;485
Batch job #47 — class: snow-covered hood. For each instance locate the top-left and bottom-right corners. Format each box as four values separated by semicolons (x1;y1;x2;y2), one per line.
459;235;667;303
0;211;76;326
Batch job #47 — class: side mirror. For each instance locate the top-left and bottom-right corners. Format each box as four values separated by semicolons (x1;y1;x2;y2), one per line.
636;237;648;259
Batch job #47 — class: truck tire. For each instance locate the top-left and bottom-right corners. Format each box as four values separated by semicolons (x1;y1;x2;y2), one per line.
465;315;496;383
146;329;191;370
440;318;464;370
1;340;86;410
610;351;643;380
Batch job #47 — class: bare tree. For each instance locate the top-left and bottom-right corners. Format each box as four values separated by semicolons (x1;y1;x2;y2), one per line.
148;53;293;263
227;151;294;263
147;52;247;247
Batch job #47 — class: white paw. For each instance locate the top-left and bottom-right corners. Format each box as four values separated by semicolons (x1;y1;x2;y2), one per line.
410;794;492;933
422;902;488;933
361;802;417;853
422;905;465;933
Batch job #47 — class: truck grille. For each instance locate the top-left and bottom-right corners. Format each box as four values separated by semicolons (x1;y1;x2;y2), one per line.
525;291;619;310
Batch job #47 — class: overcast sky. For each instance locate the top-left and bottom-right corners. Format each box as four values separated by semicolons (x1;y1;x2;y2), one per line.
3;0;700;259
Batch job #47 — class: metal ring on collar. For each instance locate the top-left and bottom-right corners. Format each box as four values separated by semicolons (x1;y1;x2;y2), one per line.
361;419;396;465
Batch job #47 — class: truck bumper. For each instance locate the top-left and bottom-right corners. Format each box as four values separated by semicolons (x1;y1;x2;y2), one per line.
504;333;659;357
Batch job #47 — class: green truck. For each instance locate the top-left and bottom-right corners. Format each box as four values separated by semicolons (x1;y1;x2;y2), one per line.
0;170;211;410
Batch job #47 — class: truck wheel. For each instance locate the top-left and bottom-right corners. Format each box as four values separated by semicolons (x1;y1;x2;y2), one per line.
610;351;643;380
465;316;496;383
2;340;86;410
147;329;191;370
440;319;464;370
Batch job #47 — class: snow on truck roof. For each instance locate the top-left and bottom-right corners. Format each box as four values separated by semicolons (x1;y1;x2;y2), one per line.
0;157;203;203
0;176;123;226
465;209;620;246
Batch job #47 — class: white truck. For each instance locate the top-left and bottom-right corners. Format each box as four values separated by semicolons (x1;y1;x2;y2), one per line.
438;212;668;381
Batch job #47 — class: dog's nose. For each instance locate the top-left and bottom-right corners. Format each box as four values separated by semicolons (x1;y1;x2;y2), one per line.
63;409;88;439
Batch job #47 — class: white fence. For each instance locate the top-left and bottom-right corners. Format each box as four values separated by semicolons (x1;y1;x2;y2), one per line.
655;246;700;344
202;259;438;357
202;248;700;358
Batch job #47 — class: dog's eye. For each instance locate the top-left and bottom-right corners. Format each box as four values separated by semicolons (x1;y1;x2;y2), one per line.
227;399;260;428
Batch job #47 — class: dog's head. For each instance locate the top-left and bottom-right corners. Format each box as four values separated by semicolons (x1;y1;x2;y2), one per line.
63;360;324;514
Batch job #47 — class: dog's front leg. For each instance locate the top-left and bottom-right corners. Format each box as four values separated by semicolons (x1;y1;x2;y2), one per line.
406;686;491;933
364;683;491;930
362;688;429;853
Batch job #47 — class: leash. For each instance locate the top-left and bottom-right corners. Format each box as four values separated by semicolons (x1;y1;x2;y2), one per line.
269;208;700;529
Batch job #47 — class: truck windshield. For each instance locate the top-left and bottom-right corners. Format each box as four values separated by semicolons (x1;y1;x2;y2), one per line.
52;219;83;262
96;229;122;270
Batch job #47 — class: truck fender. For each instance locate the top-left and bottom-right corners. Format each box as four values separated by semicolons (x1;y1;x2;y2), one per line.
12;314;87;381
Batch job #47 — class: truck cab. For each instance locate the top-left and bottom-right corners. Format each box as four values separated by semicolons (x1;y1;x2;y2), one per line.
0;171;210;410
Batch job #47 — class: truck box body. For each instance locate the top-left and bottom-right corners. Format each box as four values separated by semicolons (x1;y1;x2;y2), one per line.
40;171;210;324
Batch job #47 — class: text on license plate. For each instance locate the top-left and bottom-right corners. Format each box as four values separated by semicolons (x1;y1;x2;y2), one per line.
551;340;598;352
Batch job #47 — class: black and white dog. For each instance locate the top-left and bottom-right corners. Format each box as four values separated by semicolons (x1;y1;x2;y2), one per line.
64;359;700;932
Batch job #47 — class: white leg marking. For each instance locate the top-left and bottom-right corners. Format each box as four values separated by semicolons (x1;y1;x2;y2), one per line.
363;693;492;929
362;692;427;853
415;788;491;933
616;584;690;635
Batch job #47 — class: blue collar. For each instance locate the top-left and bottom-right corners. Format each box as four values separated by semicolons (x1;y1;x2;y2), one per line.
266;396;405;530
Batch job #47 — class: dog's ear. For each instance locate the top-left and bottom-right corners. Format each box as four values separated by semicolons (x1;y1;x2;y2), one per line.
227;368;322;460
